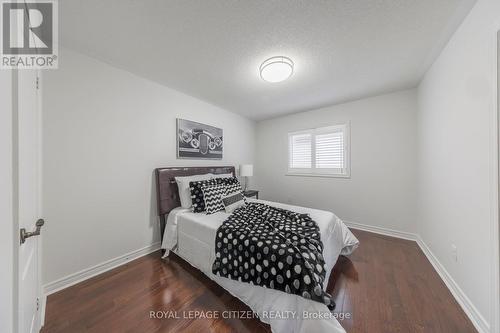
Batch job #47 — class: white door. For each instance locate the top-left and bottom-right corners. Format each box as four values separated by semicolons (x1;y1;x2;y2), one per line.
18;69;43;333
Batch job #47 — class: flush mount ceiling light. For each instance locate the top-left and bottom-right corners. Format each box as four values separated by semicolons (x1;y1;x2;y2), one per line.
259;56;294;83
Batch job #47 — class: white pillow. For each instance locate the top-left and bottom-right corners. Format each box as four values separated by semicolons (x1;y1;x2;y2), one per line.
212;173;233;179
175;173;213;208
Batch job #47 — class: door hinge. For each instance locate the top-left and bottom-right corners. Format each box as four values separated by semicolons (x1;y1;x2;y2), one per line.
36;76;39;90
36;297;39;311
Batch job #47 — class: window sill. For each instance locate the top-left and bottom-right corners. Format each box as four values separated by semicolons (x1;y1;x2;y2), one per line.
285;173;351;179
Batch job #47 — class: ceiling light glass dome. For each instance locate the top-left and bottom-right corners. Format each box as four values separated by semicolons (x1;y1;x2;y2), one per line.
259;56;294;83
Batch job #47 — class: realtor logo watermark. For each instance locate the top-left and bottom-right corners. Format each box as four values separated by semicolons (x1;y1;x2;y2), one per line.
1;0;58;69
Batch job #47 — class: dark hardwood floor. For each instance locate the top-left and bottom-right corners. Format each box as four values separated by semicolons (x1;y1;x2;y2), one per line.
42;229;477;333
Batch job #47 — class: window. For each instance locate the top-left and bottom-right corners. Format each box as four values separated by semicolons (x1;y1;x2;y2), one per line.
288;124;350;177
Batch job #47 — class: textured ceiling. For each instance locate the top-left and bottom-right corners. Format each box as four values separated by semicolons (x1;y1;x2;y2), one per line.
60;0;476;120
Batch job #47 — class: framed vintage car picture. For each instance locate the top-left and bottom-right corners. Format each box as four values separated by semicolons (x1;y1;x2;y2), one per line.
176;118;223;159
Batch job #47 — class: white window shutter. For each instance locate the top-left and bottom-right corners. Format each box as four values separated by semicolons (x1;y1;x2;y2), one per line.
315;131;344;169
288;124;349;177
289;133;312;169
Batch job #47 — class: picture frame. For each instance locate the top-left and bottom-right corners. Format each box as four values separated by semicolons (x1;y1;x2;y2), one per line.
176;118;223;160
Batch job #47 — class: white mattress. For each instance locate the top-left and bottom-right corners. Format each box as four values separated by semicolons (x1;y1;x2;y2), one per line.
161;199;359;333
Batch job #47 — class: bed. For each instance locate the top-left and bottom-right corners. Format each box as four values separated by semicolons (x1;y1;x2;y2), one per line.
155;166;359;333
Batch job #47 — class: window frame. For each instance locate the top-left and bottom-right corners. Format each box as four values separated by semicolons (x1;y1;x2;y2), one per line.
287;123;350;178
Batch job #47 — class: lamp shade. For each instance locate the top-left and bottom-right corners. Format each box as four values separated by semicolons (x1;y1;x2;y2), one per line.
240;164;253;177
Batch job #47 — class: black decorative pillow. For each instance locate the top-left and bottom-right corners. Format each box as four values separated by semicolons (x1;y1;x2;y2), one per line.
189;177;240;213
190;178;218;212
221;176;240;186
202;184;227;214
189;177;241;213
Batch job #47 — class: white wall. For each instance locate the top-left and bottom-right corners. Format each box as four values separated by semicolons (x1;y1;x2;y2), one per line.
417;0;500;329
42;48;255;284
255;89;418;233
0;70;15;333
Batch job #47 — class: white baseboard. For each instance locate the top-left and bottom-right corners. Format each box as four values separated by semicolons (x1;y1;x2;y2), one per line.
415;236;489;333
344;220;418;241
345;221;489;333
41;242;161;326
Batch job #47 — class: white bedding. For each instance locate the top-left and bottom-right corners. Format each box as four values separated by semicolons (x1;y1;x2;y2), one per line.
161;199;359;333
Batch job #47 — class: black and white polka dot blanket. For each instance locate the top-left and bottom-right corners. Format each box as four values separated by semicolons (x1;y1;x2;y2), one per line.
212;202;334;308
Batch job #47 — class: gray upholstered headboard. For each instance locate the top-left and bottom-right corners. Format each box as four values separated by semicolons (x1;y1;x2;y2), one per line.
155;166;236;242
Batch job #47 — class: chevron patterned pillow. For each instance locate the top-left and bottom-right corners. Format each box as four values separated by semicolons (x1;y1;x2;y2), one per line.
190;177;241;213
225;182;244;197
202;184;227;214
